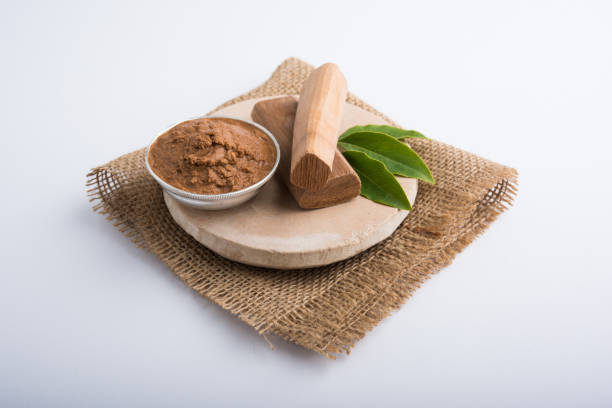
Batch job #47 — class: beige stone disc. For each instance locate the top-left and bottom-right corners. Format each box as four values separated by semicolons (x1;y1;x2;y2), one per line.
164;97;418;269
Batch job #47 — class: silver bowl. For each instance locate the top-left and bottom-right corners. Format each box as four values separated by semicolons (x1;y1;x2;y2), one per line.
145;115;280;210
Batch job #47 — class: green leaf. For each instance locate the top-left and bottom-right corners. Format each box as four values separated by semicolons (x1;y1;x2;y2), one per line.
342;151;412;210
338;132;435;184
339;125;426;141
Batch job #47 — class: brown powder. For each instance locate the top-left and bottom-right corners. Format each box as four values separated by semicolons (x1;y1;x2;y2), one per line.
148;117;276;194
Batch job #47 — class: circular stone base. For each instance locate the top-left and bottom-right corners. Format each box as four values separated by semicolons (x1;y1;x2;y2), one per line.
164;97;417;269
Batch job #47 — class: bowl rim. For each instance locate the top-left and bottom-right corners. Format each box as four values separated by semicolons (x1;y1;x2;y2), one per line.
145;115;281;202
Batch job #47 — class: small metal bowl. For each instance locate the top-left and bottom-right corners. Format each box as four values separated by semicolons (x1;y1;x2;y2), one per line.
145;115;280;210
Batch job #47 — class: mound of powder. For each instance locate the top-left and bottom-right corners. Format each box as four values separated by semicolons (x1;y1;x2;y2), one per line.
148;118;276;194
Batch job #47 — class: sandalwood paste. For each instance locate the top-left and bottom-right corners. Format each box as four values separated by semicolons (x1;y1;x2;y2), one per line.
148;118;276;194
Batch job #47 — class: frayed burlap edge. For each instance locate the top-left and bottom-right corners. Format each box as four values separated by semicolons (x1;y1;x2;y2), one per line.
87;57;518;359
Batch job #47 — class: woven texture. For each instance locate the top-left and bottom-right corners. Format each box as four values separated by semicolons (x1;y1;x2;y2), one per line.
87;58;518;358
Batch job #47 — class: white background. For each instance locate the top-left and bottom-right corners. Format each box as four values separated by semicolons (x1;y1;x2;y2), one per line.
2;1;611;407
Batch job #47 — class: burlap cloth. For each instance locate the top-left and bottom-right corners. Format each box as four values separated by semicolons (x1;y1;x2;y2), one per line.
87;58;518;358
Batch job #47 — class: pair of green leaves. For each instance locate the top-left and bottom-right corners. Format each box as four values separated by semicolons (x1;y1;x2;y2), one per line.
338;125;435;210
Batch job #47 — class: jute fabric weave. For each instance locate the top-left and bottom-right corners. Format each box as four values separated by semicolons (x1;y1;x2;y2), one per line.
87;58;518;358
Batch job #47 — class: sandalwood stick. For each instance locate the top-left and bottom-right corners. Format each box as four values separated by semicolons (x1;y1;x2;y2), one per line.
290;63;348;191
252;97;361;209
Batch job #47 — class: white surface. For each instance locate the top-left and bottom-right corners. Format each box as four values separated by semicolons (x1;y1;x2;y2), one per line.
1;1;611;407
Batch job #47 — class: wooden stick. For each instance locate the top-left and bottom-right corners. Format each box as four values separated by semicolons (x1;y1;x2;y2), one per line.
290;63;348;191
252;97;361;209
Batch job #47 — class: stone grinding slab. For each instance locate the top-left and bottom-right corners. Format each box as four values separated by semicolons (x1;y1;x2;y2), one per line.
164;97;418;269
